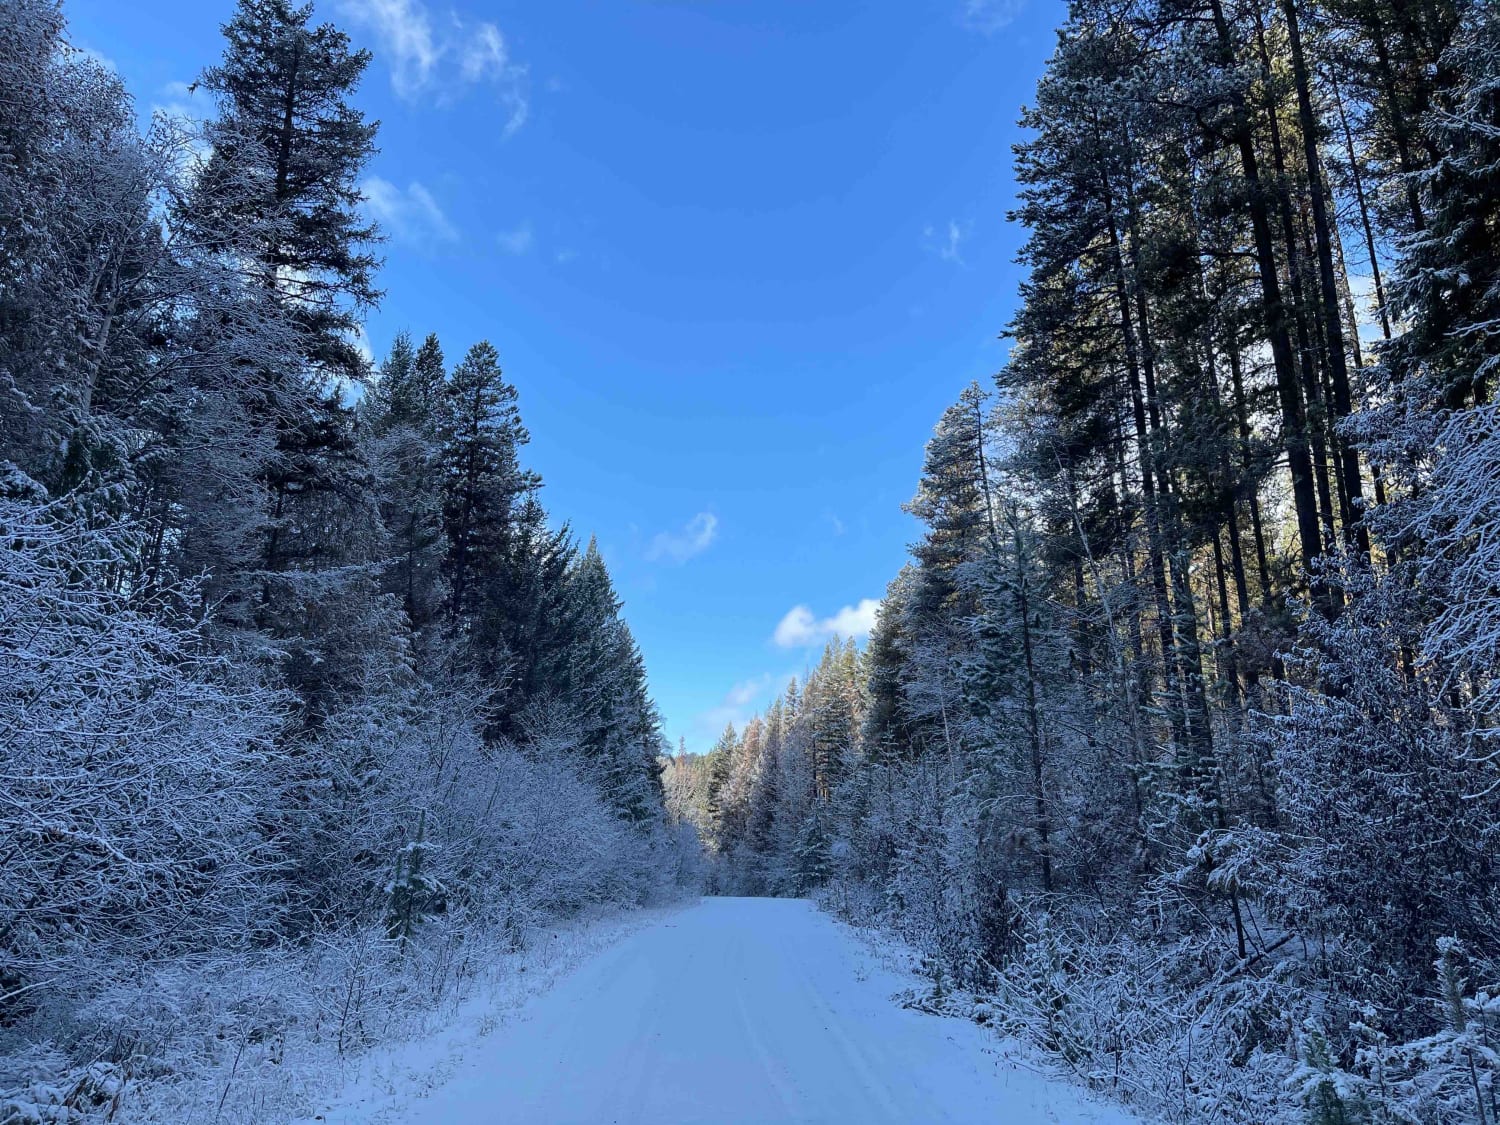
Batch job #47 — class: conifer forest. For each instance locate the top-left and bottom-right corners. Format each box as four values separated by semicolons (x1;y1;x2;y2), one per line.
2;0;1500;1121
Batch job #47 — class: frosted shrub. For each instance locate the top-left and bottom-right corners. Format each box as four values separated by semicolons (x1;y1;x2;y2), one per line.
0;501;686;1121
1288;1022;1373;1125
0;499;286;1014
1347;940;1500;1125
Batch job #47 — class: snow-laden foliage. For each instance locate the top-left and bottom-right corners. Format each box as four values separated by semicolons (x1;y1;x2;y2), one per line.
0;498;285;1008
674;4;1500;1122
0;1;693;1119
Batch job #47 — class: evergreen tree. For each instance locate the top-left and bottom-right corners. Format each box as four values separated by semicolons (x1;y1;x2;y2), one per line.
439;340;535;629
1383;2;1500;407
705;724;737;851
557;539;668;820
187;0;389;707
195;0;380;381
368;332;447;637
0;0;682;1100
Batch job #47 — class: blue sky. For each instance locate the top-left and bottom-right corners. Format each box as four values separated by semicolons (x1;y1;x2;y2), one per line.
68;0;1056;753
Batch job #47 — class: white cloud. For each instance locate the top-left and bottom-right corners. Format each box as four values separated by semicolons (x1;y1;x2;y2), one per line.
350;322;375;365
459;22;506;82
340;0;438;96
68;43;118;73
725;674;772;709
153;80;198;119
497;221;534;255
361;176;458;245
773;598;880;648
924;219;967;264
774;606;816;647
148;81;213;160
959;0;1027;34
646;512;718;564
689;670;800;745
460;23;529;135
340;0;529;135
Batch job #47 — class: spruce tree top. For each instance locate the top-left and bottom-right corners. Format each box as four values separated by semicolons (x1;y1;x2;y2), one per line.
199;0;381;380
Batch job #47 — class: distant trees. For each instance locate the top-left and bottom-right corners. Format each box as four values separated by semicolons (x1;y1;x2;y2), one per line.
663;641;862;895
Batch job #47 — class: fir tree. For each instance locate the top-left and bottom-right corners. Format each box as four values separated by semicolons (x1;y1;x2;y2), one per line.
196;0;380;382
439;340;536;627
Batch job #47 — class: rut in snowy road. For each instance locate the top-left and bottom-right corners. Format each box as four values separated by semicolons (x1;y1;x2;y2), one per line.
333;897;1140;1125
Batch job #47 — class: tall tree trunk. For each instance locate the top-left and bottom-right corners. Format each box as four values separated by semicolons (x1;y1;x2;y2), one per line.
1332;74;1393;341
1014;523;1055;894
1211;530;1243;709
1254;12;1341;559
1370;18;1428;232
1281;0;1370;560
1102;191;1189;755
1208;0;1325;599
1120;147;1216;767
1226;345;1274;609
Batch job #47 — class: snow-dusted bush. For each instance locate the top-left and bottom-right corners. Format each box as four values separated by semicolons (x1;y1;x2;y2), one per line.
0;677;685;1123
0;498;286;1013
0;498;688;1121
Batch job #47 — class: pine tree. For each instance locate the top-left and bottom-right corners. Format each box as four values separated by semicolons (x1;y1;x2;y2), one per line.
0;0;684;1088
187;0;389;697
368;332;447;636
413;332;447;413
195;0;380;381
557;539;667;821
904;383;994;620
862;569;918;760
439;340;536;628
1384;2;1500;407
705;724;737;852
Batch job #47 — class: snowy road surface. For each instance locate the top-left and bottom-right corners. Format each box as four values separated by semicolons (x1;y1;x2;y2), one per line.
318;897;1140;1124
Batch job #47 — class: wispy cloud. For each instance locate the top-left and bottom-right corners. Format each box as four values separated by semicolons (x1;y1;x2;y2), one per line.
497;221;534;255
689;670;800;745
349;323;375;366
361;176;458;245
151;80;200;124
66;43;118;73
340;0;437;95
772;599;880;648
646;512;718;564
727;674;772;709
958;0;1027;34
924;219;968;264
459;22;506;82
458;22;529;136
339;0;529;136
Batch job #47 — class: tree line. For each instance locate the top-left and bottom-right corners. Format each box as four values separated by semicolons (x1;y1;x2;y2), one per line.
0;0;684;1117
677;0;1500;1121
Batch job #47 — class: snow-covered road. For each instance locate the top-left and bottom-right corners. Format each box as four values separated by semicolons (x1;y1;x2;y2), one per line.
320;897;1140;1124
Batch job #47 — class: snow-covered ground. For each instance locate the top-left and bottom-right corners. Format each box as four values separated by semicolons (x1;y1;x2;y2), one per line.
298;896;1141;1125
